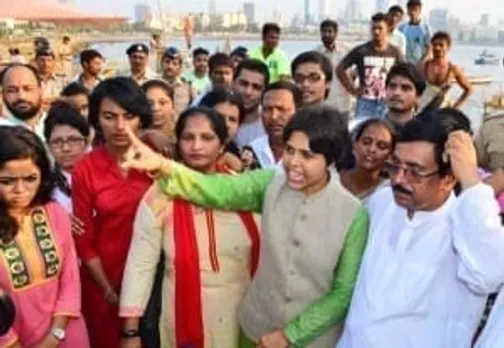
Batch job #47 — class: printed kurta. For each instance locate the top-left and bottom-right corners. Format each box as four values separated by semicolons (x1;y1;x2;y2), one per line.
156;164;369;347
0;203;89;348
120;183;261;347
72;146;152;348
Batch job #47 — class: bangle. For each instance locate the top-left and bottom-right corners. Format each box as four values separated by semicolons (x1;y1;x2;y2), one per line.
120;329;140;338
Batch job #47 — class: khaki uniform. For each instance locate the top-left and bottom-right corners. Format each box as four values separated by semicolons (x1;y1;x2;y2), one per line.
164;76;197;120
40;74;67;111
475;113;504;171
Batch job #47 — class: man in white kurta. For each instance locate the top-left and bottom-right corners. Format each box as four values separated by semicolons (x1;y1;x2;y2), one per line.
337;117;504;348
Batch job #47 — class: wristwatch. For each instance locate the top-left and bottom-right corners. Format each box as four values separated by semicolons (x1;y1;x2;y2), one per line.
51;327;66;341
120;329;140;338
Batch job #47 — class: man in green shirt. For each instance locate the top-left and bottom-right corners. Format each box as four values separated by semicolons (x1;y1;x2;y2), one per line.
249;23;291;84
182;47;211;95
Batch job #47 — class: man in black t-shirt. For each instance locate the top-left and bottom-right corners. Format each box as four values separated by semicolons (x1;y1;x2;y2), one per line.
337;12;405;120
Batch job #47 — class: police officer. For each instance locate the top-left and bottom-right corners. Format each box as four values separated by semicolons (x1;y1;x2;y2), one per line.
160;46;197;120
122;43;158;85
476;111;504;172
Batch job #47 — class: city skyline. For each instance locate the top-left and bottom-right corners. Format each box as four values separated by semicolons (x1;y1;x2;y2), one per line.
74;0;504;25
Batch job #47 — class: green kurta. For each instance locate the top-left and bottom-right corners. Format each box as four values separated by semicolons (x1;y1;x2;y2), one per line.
158;164;369;347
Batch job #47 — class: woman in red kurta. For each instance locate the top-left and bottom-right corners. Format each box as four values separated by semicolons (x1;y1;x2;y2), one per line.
72;78;154;348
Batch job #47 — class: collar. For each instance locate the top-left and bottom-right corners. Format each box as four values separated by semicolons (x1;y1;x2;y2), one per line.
39;73;57;82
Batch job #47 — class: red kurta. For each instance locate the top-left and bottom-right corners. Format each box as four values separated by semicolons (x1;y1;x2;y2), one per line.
72;146;152;348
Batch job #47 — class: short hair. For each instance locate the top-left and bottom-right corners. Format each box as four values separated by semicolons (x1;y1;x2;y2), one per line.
35;48;55;59
354;118;397;150
12;48;20;55
193;47;210;58
262;23;281;37
1;63;41;87
230;46;248;59
208;53;233;73
397;117;451;176
174;107;228;156
291;51;333;83
0;291;15;336
417;107;473;135
44;101;91;141
200;88;246;123
262;81;303;109
431;31;452;46
407;0;422;7
386;62;426;96
234;59;270;86
141;79;174;102
388;5;404;15
371;12;389;24
0;126;53;243
61;82;89;97
320;19;338;32
89;77;153;132
80;49;103;66
283;106;349;166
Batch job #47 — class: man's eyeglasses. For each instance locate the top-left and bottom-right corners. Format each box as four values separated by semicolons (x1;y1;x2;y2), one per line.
49;136;86;149
383;162;439;182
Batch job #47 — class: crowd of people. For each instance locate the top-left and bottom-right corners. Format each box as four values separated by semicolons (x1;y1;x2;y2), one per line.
2;0;504;347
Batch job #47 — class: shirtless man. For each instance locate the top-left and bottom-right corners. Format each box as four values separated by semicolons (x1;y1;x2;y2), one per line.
419;31;472;109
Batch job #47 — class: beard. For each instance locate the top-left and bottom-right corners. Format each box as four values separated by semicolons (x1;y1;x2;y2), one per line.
5;99;42;121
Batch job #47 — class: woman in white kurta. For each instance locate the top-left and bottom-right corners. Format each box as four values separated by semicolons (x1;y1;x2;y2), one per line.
119;107;260;348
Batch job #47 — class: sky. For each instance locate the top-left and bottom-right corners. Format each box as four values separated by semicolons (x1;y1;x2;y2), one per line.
74;0;504;25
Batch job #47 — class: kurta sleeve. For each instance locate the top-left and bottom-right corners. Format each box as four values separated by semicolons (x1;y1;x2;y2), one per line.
284;207;369;347
0;329;18;348
72;163;98;261
119;198;162;317
452;183;504;294
52;205;81;317
157;163;275;214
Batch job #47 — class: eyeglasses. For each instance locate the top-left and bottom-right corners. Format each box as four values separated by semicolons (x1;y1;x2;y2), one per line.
49;136;86;149
383;162;439;182
293;73;324;84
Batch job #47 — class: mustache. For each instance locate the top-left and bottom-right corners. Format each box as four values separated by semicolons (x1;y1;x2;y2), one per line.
392;184;413;196
13;100;34;107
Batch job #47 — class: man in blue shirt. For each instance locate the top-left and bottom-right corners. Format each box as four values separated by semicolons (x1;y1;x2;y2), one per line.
399;0;431;64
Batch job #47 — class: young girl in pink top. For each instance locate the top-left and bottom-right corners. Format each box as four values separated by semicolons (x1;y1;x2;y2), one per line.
0;126;89;348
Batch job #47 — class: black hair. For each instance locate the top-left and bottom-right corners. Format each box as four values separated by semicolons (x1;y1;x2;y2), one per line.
1;63;41;87
230;46;248;59
35;48;55;59
80;49;102;66
388;5;404;14
141;79;174;103
417;107;473;135
386;62;426;96
283;106;349;166
0;291;15;336
320;19;338;32
291;51;333;83
234;59;270;86
354;118;397;149
407;0;422;7
262;23;281;37
174;107;228;158
262;80;303;109
0;126;54;243
44;101;91;142
398;117;451;177
89;77;153;133
12;48;20;55
61;82;89;97
200;88;246;124
371;12;390;24
208;53;233;72
193;47;210;58
431;31;452;46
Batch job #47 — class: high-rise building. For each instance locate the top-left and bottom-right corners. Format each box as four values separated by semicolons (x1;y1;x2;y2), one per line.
376;0;388;12
304;0;311;25
343;0;363;21
429;8;449;31
209;0;217;15
480;14;490;27
243;2;256;25
319;0;329;20
134;3;151;23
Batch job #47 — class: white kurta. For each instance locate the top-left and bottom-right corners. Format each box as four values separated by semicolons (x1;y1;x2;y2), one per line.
337;183;504;348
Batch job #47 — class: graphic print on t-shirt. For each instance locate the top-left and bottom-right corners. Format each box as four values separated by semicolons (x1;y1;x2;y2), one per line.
362;56;397;100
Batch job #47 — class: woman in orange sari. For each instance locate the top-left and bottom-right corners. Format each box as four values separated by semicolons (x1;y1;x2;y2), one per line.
119;107;260;348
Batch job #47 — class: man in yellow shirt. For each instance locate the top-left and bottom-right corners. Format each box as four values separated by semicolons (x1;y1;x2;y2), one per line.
249;23;290;84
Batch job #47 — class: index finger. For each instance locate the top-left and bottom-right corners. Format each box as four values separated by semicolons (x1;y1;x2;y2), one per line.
124;125;143;147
